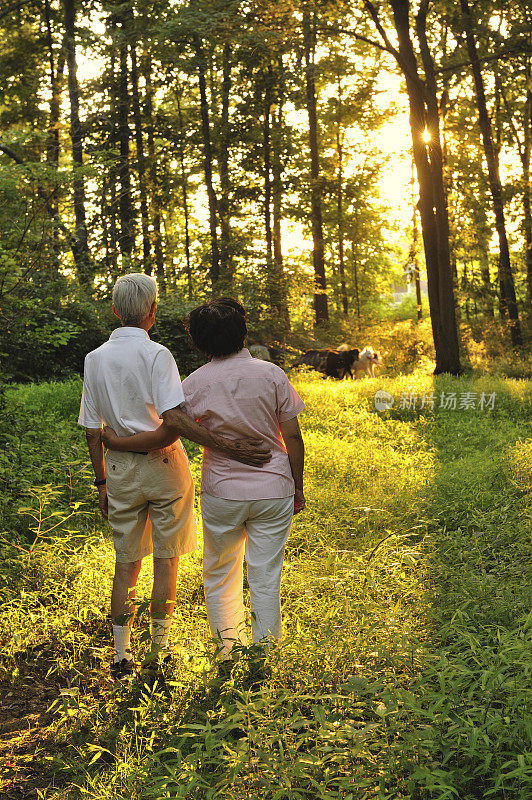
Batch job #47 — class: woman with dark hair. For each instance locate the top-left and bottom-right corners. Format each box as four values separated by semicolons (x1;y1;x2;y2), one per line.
103;298;305;666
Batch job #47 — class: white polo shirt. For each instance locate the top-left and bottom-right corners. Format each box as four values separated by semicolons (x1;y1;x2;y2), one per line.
78;327;185;435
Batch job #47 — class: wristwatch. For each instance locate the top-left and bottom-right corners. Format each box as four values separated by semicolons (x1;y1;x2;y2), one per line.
94;478;107;487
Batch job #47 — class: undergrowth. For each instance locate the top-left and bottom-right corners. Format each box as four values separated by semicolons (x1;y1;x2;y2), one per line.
0;371;530;799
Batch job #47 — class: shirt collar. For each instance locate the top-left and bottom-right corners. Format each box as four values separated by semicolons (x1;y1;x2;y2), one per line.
212;348;252;362
110;326;149;340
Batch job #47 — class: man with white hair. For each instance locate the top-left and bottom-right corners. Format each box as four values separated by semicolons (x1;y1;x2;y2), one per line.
78;273;270;681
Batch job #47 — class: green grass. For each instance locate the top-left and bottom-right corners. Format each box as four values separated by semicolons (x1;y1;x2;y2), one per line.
0;371;530;799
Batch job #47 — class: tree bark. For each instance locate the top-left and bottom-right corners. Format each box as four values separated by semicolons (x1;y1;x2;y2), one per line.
144;53;165;288
413;209;422;321
390;1;445;367
303;8;328;324
460;0;522;346
106;40;119;280
263;67;273;276
44;0;65;268
522;55;532;307
271;61;290;332
336;73;348;316
116;9;134;261
193;34;220;290
218;43;233;288
62;0;92;285
44;0;64;172
175;84;192;299
351;237;360;319
415;2;459;363
129;7;150;271
364;0;460;372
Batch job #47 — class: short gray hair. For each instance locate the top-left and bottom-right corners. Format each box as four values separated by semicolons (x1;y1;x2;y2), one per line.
112;273;158;325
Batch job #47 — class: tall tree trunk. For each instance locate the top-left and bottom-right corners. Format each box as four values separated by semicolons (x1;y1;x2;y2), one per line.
463;260;470;321
193;34;220;290
413;209;422;321
144;53;165;288
44;1;64;172
106;40;119;281
218;43;232;288
271;63;290;332
303;9;328;324
264;68;273;285
460;0;522;347
523;57;532;307
336;73;348;316
351;237;360;319
129;8;150;271
116;10;134;261
365;0;460;372
102;175;109;273
44;0;65;269
175;84;192;300
415;1;460;369
62;0;92;285
410;156;423;321
481;256;493;317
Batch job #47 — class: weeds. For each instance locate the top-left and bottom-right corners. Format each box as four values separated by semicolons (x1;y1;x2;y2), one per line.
0;372;530;799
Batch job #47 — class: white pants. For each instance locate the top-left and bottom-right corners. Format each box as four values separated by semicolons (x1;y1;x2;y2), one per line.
201;493;294;655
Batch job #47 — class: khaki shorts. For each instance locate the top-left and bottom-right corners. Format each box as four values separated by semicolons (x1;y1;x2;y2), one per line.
105;441;198;563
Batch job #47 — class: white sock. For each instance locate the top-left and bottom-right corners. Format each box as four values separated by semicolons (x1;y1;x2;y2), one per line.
150;617;172;651
113;624;132;663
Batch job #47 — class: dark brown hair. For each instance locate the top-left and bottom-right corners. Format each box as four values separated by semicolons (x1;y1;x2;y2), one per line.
188;298;247;357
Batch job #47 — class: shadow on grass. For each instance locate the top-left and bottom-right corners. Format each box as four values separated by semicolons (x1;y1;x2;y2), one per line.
396;375;532;800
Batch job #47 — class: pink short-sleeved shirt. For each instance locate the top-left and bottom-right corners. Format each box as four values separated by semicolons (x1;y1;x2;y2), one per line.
182;349;305;500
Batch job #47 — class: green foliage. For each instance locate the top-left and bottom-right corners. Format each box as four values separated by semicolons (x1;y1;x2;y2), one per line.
0;373;530;799
1;284;116;382
151;296;207;375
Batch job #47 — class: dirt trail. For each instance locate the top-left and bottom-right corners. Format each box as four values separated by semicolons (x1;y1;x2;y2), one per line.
0;678;59;798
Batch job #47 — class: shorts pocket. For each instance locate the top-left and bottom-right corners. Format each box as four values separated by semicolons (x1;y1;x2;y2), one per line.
105;453;130;474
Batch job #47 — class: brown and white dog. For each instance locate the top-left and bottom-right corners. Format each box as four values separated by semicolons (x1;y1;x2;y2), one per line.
338;345;382;379
353;347;382;379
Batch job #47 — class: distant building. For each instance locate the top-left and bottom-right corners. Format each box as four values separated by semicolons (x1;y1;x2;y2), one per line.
391;267;428;305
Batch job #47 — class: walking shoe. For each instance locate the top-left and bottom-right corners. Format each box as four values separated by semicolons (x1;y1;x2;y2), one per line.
217;658;234;680
140;650;172;686
243;650;271;691
110;657;135;683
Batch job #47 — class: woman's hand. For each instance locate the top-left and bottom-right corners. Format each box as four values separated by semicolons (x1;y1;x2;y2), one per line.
101;425;119;450
294;488;306;514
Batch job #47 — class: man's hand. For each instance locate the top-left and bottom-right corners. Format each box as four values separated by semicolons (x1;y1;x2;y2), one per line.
294;488;306;514
98;486;109;519
230;438;272;467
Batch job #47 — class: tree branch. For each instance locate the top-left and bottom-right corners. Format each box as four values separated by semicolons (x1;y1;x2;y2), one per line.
498;77;525;163
0;144;73;243
362;0;425;91
0;143;24;164
362;0;403;65
436;39;531;74
316;25;390;56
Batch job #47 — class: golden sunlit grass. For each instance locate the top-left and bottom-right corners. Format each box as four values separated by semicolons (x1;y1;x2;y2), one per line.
0;372;530;799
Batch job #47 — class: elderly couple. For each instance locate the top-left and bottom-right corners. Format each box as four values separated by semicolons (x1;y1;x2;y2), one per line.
78;273;305;682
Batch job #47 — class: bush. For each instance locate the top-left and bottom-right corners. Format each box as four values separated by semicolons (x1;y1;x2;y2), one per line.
1;281;115;382
150;296;206;375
